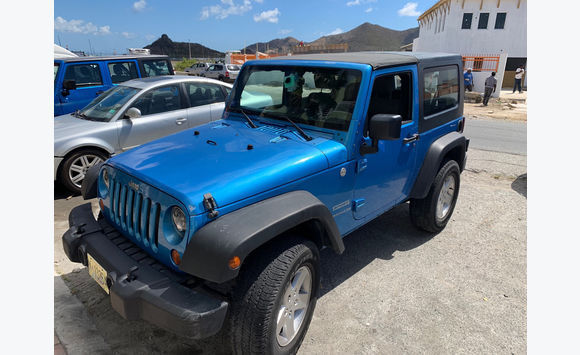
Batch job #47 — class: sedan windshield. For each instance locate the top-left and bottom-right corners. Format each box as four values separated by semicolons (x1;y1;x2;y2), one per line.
79;85;141;122
229;65;362;131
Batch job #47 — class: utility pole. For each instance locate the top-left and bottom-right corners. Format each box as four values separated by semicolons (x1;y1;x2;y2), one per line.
88;39;94;56
188;39;191;59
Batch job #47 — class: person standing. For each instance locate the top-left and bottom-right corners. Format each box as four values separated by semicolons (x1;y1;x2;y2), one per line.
483;71;497;106
513;65;525;93
464;68;473;92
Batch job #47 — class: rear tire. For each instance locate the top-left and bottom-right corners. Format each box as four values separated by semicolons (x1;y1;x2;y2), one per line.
225;237;320;355
410;160;460;233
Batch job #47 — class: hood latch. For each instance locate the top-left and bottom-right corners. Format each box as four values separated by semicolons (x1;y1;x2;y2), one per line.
203;193;219;219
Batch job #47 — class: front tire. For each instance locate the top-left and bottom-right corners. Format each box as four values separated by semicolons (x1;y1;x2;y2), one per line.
410;160;460;233
226;237;320;354
59;149;107;194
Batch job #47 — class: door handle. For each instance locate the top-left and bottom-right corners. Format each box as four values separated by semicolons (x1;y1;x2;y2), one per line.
403;134;419;144
176;118;187;125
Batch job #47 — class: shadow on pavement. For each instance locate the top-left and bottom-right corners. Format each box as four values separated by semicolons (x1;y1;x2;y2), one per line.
55;182;79;201
510;173;527;198
318;203;436;298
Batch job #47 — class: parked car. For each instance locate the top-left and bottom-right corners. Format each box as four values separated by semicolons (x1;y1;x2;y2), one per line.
54;55;174;116
202;63;240;82
54;75;232;193
184;62;210;76
64;52;469;354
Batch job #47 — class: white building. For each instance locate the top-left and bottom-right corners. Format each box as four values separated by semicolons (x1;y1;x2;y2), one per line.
412;0;527;95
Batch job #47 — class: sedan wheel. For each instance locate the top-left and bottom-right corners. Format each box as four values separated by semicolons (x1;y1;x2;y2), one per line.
60;150;107;194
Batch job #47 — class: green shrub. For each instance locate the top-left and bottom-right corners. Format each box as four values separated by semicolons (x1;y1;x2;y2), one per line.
174;58;197;71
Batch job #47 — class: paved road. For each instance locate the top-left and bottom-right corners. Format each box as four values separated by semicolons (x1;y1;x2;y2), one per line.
464;117;527;155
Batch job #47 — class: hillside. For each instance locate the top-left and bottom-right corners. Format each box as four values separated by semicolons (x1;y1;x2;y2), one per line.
308;22;418;52
144;34;224;58
242;22;418;54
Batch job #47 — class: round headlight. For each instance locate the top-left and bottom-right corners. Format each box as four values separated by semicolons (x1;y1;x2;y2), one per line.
102;169;109;189
171;206;187;232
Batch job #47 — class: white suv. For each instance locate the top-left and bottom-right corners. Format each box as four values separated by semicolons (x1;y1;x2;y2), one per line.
185;62;210;76
203;64;240;82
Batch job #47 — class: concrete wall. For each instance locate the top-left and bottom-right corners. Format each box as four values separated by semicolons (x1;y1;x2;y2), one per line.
413;0;527;57
465;53;507;97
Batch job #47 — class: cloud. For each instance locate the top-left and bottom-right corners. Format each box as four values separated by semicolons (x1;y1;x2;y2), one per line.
365;7;373;13
398;2;421;16
279;29;292;35
254;0;263;2
201;0;253;20
253;8;280;23
122;32;136;39
346;0;376;6
145;34;157;41
54;17;112;35
133;0;147;12
327;28;344;36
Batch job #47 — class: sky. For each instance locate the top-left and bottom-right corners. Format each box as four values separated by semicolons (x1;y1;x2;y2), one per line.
54;0;436;55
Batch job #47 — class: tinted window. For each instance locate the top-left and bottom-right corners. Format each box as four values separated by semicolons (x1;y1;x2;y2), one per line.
130;85;182;115
461;13;473;29
54;63;59;81
368;72;413;129
423;66;459;117
495;12;506;29
185;82;226;107
64;63;103;87
108;61;139;84
478;13;489;29
141;60;171;77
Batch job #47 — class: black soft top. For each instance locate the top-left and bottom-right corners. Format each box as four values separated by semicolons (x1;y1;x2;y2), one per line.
269;51;461;70
55;55;170;63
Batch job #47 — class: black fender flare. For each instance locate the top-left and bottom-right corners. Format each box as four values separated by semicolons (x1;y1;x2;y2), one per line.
81;162;104;200
180;190;344;284
409;132;468;200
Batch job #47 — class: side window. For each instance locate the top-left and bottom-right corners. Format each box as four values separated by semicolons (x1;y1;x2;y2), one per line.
478;13;489;29
108;61;139;84
494;12;506;29
141;60;171;77
64;63;103;87
130;85;182;116
185;82;227;107
461;13;473;29
367;72;413;130
423;66;459;117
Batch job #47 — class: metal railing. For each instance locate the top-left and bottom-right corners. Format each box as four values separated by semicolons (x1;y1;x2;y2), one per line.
462;55;499;72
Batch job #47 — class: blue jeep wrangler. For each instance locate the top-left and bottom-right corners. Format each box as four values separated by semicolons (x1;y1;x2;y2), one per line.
63;52;469;354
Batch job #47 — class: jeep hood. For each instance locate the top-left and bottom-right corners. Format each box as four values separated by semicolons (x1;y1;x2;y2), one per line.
107;119;347;215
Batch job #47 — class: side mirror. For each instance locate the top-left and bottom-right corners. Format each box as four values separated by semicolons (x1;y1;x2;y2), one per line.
124;107;142;119
360;114;402;155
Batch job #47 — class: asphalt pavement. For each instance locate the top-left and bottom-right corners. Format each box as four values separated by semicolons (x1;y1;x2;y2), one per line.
54;142;527;354
463;117;527;155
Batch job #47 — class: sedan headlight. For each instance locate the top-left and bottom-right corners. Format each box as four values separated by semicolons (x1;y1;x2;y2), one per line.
171;206;187;232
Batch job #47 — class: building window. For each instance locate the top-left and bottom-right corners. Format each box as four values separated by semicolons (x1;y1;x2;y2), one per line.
461;13;473;29
473;57;484;71
478;13;489;29
495;12;506;29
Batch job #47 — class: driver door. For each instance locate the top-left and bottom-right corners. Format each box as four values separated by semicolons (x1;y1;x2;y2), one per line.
117;84;189;151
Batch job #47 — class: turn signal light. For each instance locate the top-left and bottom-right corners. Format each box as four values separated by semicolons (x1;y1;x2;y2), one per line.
99;199;104;211
171;249;181;265
228;256;241;270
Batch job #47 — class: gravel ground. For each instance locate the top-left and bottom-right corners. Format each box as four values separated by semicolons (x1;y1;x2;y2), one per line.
54;148;527;354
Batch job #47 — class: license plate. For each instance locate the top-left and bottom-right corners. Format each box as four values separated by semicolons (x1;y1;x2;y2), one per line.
87;254;109;294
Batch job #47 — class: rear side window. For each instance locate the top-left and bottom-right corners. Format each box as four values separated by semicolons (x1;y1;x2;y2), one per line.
108;61;139;84
423;66;459;117
130;85;182;116
54;63;60;81
141;60;171;77
64;63;103;87
185;82;226;107
227;65;240;71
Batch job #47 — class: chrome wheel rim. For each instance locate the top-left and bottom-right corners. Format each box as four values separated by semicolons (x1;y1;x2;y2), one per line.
68;154;103;188
276;266;312;347
436;174;456;220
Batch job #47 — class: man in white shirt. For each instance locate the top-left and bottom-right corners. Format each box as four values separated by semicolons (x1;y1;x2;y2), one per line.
513;65;525;93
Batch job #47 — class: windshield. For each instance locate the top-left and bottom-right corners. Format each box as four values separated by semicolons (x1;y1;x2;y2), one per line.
229;65;362;131
79;85;141;122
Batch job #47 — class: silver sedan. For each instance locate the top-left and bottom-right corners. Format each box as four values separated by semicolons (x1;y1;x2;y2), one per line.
54;75;232;193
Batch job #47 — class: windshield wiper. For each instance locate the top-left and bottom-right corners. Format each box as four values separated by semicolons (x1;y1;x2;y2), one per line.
273;114;313;142
235;107;258;128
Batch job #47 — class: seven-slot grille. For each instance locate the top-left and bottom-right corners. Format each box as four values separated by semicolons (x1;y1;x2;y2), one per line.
109;177;160;253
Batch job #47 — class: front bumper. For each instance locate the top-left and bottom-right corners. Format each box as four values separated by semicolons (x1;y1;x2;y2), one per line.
62;203;228;339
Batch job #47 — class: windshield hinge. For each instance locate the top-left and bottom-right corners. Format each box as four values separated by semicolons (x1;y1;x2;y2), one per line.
203;193;219;219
